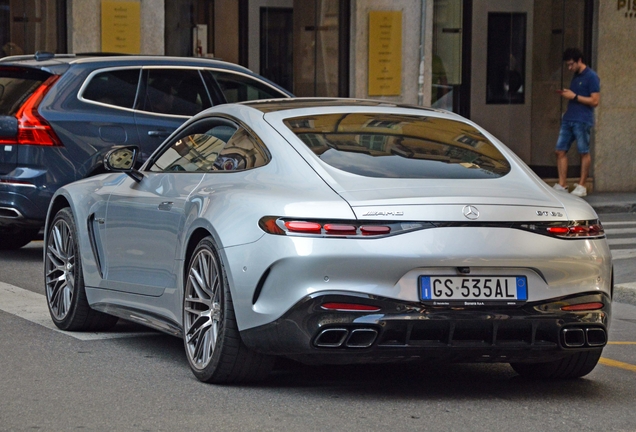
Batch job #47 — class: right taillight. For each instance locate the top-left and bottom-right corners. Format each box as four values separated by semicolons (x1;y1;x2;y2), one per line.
517;220;605;239
12;75;63;146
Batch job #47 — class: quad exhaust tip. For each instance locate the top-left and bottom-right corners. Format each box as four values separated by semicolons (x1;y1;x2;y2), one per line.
562;326;607;348
314;327;378;349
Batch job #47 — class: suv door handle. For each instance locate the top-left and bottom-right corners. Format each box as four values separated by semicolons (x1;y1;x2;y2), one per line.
148;130;171;137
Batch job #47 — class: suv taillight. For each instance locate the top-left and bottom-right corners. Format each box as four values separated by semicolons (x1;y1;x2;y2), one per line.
13;75;62;146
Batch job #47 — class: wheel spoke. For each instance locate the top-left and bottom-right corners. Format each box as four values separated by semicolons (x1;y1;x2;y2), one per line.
189;270;209;301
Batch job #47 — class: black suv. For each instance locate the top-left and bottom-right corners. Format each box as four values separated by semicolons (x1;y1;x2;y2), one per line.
0;53;291;249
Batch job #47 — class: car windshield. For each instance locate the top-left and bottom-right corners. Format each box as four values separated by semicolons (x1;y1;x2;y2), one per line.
283;113;511;179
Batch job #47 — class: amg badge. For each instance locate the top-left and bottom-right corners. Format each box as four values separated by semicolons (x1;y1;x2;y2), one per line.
362;211;404;217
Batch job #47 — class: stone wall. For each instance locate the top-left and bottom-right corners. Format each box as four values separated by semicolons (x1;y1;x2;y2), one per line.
68;0;164;55
594;0;636;191
350;0;432;105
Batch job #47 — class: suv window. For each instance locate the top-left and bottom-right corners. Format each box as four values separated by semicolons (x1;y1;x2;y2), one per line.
149;120;268;172
283;113;511;179
141;69;211;116
211;70;287;103
82;69;141;108
0;67;50;115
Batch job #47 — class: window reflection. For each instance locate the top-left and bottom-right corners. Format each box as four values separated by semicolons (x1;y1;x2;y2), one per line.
150;125;269;173
284;113;510;179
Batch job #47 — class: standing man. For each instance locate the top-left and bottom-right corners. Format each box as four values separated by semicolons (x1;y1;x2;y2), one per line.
553;48;600;197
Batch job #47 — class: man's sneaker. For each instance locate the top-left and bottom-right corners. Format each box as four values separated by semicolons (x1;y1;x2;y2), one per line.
553;183;568;192
570;184;587;197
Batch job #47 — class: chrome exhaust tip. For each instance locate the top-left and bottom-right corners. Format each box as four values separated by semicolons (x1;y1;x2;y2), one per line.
345;328;378;348
0;207;23;219
314;328;348;348
562;328;585;348
585;327;607;347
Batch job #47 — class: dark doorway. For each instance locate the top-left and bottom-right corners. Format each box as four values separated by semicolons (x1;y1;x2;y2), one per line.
260;7;293;93
0;0;66;57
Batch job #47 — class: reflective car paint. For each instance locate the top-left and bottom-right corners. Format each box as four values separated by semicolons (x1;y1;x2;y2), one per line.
45;99;612;376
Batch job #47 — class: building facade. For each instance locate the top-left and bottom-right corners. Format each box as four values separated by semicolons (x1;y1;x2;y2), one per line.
0;0;633;191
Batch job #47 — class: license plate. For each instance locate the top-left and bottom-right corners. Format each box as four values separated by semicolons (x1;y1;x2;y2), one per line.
419;276;528;306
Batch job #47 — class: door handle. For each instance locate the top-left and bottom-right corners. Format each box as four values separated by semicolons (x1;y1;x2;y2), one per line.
158;201;173;211
148;130;171;137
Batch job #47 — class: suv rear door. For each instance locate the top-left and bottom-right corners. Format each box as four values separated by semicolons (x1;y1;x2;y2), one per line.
133;68;213;161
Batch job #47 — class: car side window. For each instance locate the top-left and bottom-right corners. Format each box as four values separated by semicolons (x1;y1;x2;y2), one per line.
82;69;141;108
210;70;287;103
148;120;269;173
141;69;212;116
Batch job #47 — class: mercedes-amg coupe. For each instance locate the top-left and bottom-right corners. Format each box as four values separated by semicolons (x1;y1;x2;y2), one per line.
44;99;612;383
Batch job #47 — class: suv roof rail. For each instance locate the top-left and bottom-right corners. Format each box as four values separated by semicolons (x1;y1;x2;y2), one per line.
75;52;130;57
0;52;77;63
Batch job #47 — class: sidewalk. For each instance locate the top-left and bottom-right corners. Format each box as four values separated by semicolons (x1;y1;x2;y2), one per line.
583;192;636;215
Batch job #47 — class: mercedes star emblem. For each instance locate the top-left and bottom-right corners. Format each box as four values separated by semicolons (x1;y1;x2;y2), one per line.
462;205;480;220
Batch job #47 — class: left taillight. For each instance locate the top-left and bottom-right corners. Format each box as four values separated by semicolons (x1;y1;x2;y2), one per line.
259;217;433;238
11;75;63;146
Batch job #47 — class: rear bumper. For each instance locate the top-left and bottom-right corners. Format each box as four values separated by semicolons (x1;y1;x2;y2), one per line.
240;292;610;365
0;188;48;228
0;148;75;226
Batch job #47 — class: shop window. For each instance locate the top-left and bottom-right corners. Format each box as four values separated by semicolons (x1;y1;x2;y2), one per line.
486;13;526;104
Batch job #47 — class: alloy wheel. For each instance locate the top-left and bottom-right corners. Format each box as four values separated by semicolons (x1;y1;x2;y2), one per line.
184;247;222;370
45;219;76;321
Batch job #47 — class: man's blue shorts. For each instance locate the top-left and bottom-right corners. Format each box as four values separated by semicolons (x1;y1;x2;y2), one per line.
555;120;591;154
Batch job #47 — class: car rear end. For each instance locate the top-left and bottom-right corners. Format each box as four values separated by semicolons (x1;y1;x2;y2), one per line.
235;102;611;374
0;61;71;247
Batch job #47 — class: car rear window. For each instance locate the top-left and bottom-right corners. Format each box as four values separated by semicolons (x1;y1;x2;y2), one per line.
82;69;141;108
0;67;51;115
283;113;511;179
210;70;287;103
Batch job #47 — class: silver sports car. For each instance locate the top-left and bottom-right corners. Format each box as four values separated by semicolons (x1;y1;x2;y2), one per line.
44;99;612;383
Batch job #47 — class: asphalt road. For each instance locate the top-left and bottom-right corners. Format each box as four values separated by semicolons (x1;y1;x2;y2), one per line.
1;217;636;431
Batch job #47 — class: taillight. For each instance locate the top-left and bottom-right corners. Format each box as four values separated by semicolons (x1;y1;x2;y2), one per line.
285;221;322;234
259;217;434;238
561;302;604;311
516;220;604;239
13;75;62;146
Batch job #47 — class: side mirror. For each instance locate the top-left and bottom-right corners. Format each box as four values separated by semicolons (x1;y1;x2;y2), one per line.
104;146;144;182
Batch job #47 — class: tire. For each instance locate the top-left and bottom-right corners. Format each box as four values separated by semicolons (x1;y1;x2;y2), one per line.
44;207;118;331
183;237;274;383
510;349;602;379
0;228;39;250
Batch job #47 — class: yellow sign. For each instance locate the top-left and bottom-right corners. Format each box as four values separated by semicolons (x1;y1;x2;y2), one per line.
101;1;141;54
368;11;402;96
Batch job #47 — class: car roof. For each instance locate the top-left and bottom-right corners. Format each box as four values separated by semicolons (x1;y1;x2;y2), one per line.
0;52;254;75
241;97;444;114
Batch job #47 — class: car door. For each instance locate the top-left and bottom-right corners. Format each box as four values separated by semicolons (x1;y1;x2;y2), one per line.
101;117;242;296
133;67;213;162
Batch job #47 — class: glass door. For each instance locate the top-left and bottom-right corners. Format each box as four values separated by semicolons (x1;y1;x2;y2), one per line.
292;0;348;97
0;0;65;57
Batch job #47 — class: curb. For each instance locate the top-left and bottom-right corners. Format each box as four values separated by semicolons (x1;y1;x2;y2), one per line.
614;283;636;306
